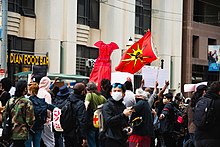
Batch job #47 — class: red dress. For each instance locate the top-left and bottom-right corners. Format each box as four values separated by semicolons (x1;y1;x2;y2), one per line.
89;41;119;91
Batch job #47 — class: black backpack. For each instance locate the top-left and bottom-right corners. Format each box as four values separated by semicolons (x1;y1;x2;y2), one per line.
193;97;215;129
60;100;76;132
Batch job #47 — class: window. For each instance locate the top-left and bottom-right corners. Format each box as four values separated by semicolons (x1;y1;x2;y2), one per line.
192;35;199;58
192;64;219;83
135;0;151;35
76;45;98;76
208;38;217;45
193;0;220;27
7;35;35;84
77;0;100;29
8;0;35;17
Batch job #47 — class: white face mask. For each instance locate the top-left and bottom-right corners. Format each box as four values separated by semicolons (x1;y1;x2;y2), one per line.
112;92;123;101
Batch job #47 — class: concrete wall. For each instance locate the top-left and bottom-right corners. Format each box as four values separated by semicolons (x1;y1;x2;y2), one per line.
152;0;183;92
100;0;135;71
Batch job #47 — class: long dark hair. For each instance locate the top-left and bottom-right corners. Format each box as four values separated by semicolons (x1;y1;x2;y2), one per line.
15;80;27;98
190;85;207;107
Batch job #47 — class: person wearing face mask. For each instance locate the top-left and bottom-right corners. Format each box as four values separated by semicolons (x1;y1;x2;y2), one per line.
159;92;176;147
102;83;133;147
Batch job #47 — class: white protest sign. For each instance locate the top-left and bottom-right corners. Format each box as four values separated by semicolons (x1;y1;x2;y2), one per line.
184;84;195;92
142;65;169;88
184;82;208;92
111;72;134;84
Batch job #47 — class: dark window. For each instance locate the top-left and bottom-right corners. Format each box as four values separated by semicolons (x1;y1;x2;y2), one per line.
7;35;35;84
192;64;219;83
8;0;19;13
76;45;98;76
9;36;34;52
192;35;199;58
20;0;35;17
77;0;99;29
135;0;151;35
8;0;35;17
193;0;220;27
208;38;217;45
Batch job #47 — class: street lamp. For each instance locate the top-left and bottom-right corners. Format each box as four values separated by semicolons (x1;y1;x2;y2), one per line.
121;37;134;56
126;37;134;48
161;59;164;69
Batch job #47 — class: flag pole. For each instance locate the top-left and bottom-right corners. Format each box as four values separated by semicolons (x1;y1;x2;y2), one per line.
156;57;160;81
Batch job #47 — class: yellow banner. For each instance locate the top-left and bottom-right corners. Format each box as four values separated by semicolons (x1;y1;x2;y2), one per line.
7;53;49;65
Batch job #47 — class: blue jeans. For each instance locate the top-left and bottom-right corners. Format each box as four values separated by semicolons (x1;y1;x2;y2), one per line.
25;130;42;147
87;127;99;147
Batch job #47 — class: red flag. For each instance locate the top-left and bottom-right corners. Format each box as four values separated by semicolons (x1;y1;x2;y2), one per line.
89;41;119;91
115;30;157;74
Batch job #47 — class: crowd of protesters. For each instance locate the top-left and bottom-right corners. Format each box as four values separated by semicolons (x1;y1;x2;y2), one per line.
0;76;220;147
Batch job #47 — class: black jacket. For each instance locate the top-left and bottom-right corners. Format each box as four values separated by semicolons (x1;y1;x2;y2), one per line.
131;98;154;137
102;98;129;144
64;94;87;139
195;92;220;140
159;102;176;133
53;94;69;109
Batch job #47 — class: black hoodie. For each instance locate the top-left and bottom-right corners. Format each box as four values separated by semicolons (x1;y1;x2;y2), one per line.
64;94;87;139
102;98;129;144
195;92;220;140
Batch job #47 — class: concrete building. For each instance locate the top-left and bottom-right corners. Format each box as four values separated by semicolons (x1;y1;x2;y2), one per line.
1;0;183;92
182;0;220;88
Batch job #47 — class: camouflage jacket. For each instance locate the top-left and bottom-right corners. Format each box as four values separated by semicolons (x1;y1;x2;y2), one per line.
3;97;35;140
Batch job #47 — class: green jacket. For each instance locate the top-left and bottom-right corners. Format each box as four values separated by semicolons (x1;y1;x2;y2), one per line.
4;97;35;140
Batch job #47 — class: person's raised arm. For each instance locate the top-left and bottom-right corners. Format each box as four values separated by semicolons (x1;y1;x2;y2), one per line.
158;80;169;98
49;77;59;90
140;79;144;89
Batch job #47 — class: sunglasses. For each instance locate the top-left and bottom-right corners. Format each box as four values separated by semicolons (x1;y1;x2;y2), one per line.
112;83;122;89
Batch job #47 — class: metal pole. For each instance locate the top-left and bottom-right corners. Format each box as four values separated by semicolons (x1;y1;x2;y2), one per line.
1;0;8;77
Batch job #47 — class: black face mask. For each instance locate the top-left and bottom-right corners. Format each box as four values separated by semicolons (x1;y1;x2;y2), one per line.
0;90;2;95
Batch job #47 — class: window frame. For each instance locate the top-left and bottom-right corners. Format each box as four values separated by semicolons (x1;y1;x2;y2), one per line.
8;0;35;17
135;0;152;35
77;0;100;29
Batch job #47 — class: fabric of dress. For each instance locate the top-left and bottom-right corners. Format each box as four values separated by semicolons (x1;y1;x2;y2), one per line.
89;41;119;91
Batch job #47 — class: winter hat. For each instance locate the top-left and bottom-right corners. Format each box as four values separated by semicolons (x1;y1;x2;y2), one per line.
57;85;70;97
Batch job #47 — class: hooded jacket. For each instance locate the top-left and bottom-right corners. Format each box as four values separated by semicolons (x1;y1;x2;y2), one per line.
37;77;51;104
130;98;154;137
102;98;129;144
63;93;87;140
195;92;220;140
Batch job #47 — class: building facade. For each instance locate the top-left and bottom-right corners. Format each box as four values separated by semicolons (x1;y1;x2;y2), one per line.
1;0;183;92
182;0;220;88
